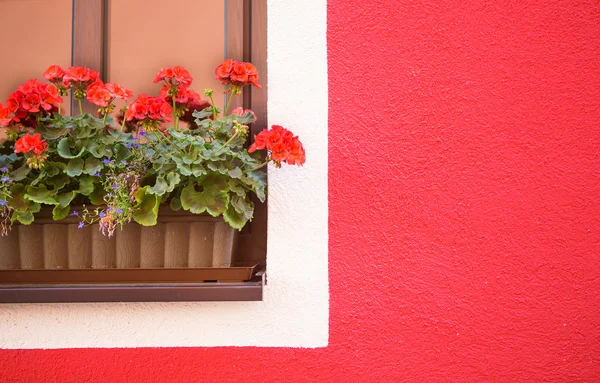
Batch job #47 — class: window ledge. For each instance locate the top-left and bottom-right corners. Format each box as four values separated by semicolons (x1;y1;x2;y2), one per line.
0;269;264;303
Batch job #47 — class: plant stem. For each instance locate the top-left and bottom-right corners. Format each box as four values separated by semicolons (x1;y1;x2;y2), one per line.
215;131;239;153
77;99;83;115
208;94;218;120
224;91;235;116
154;129;186;156
102;113;108;127
172;97;179;131
246;160;270;172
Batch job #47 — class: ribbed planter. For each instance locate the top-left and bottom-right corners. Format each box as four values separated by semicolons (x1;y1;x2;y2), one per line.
0;207;239;271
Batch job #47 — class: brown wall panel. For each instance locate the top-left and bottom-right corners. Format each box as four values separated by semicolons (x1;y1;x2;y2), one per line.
0;0;72;102
107;0;225;114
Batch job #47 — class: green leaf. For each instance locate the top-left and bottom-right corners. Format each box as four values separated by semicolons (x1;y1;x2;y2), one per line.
37;124;69;140
223;195;254;230
89;183;105;205
87;141;112;158
57;191;77;207
242;171;267;202
228;179;246;197
13;210;34;225
192;108;214;120
180;182;229;217
10;165;31;182
223;203;249;230
65;158;84;177
57;137;85;159
46;173;70;189
169;197;182;211
114;144;132;163
7;184;33;210
78;176;95;195
231;194;254;218
148;172;180;196
25;185;58;205
52;204;70;220
228;167;243;179
132;186;160;226
83;157;102;176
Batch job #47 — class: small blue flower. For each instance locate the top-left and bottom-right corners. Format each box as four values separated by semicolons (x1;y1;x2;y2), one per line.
138;131;146;136
99;212;106;218
78;222;84;229
94;172;101;177
102;158;112;164
106;207;112;211
133;143;140;148
1;176;9;182
125;144;133;149
112;183;118;190
0;167;8;172
70;210;78;216
116;208;123;215
0;200;7;206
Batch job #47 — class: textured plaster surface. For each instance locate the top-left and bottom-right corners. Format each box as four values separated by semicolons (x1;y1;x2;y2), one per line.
0;0;328;349
2;0;600;381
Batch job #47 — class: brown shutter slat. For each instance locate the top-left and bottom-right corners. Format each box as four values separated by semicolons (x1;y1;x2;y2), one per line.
164;223;189;268
43;225;68;269
116;225;140;268
140;225;165;268
18;226;44;269
68;224;92;268
92;228;116;268
188;223;214;267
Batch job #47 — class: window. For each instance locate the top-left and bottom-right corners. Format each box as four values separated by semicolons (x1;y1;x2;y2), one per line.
0;0;267;302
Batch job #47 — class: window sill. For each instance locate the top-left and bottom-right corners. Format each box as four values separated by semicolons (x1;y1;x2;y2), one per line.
0;266;265;303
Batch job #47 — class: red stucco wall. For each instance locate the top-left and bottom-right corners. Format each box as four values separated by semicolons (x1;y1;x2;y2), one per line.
2;0;600;381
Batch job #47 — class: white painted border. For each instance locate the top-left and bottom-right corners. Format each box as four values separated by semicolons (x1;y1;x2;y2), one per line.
0;0;328;349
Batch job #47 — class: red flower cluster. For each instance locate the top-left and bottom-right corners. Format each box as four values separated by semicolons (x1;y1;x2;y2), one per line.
125;94;173;128
249;125;305;165
0;104;15;127
215;59;261;89
154;66;193;87
2;79;63;126
14;133;48;155
63;66;100;87
87;80;132;107
43;65;66;85
159;85;201;105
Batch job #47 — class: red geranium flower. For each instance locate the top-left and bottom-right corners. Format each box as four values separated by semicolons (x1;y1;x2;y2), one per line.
0;104;14;127
159;84;201;105
43;65;66;84
215;59;261;89
87;81;133;107
14;133;48;156
125;94;173;130
86;80;112;107
5;79;62;124
63;66;100;86
249;125;305;166
154;66;193;87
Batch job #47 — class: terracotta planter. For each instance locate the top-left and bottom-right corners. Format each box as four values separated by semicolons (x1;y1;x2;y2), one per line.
0;207;239;270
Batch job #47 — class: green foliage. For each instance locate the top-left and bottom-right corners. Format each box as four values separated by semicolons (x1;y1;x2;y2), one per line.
2;96;268;235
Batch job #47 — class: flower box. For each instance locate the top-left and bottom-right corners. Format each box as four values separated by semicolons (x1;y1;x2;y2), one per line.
0;207;242;271
0;61;303;298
